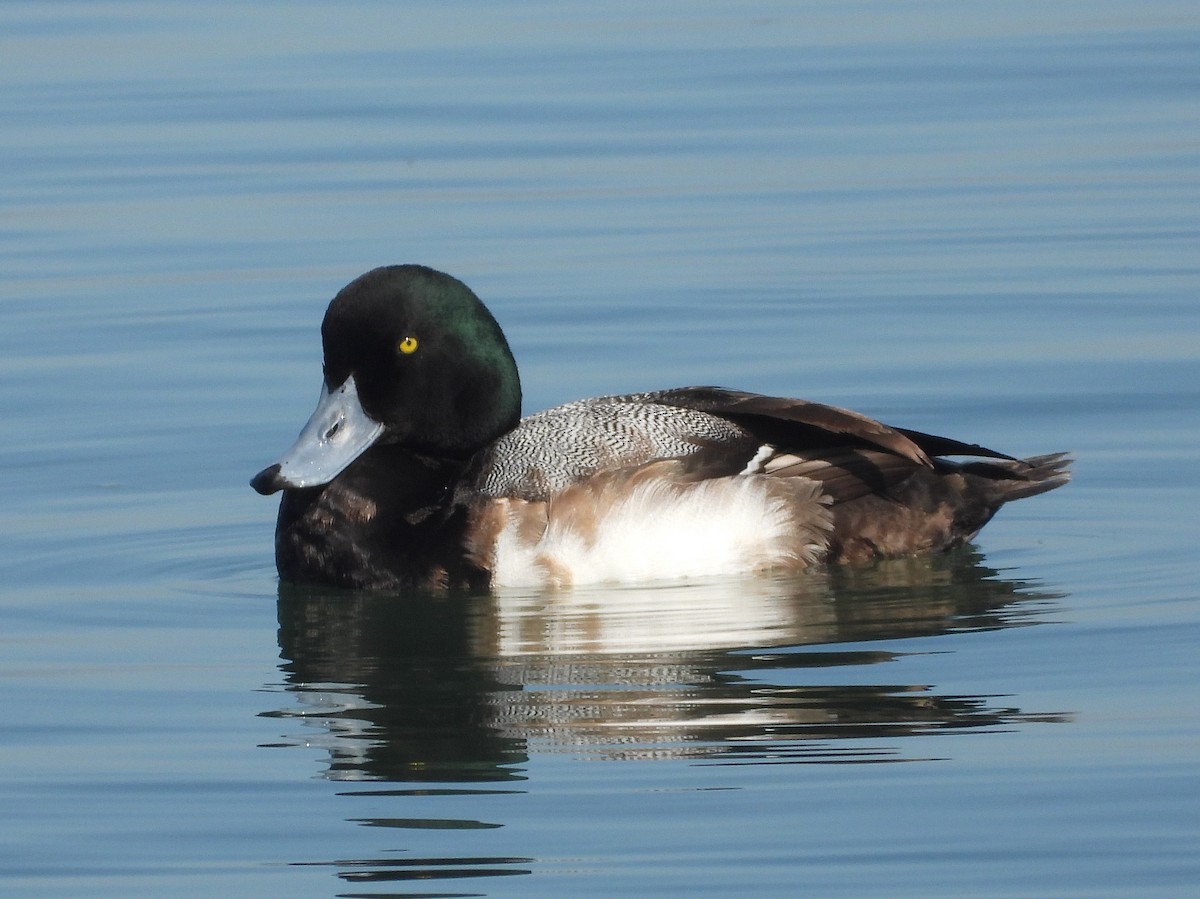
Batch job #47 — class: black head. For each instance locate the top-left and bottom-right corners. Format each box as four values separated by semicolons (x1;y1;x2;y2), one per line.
321;265;522;457
250;265;522;497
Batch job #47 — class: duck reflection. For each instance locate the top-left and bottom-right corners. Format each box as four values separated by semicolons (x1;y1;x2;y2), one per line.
264;547;1068;780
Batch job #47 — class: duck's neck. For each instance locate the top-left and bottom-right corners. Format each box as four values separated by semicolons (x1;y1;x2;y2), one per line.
274;443;485;591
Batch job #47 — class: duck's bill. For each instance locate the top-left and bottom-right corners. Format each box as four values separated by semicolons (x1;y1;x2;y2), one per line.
250;376;385;495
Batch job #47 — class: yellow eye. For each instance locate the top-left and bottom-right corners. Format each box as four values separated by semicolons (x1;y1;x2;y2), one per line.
397;335;419;355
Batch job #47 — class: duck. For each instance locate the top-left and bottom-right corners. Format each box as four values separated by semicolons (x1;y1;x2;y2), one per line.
250;264;1070;591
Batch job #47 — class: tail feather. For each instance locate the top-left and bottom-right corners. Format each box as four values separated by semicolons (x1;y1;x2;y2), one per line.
827;451;1071;564
961;452;1072;503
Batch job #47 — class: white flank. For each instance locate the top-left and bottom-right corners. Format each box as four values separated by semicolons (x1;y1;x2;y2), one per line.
490;474;830;589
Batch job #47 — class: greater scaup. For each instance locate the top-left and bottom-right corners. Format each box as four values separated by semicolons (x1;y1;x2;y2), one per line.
251;265;1070;590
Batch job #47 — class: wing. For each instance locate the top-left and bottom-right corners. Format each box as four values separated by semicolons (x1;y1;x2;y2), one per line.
648;387;941;467
471;386;1022;503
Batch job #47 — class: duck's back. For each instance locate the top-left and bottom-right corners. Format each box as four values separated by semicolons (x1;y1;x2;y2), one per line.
474;391;756;501
461;388;1070;588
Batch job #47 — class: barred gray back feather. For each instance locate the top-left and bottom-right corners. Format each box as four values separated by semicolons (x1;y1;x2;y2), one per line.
476;392;751;500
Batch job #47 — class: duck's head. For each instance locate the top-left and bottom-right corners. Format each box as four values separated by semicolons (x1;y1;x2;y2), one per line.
251;265;521;496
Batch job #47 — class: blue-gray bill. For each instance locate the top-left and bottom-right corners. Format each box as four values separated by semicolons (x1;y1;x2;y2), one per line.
250;375;384;495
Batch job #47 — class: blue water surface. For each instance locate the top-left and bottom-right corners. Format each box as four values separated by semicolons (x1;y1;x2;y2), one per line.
1;2;1198;896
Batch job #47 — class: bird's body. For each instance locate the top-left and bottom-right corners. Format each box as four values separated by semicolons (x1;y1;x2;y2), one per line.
252;265;1069;591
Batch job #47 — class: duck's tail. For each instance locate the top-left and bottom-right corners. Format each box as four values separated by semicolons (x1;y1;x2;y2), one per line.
960;451;1073;503
826;451;1071;564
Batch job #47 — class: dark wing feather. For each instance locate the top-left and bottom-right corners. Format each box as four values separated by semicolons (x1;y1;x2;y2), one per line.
761;448;925;503
895;427;1017;462
647;387;934;467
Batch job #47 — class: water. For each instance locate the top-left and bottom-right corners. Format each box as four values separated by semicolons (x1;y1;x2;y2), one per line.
2;1;1198;896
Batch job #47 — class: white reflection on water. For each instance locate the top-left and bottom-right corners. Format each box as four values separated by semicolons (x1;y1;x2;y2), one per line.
261;549;1072;887
263;548;1069;779
483;575;834;657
